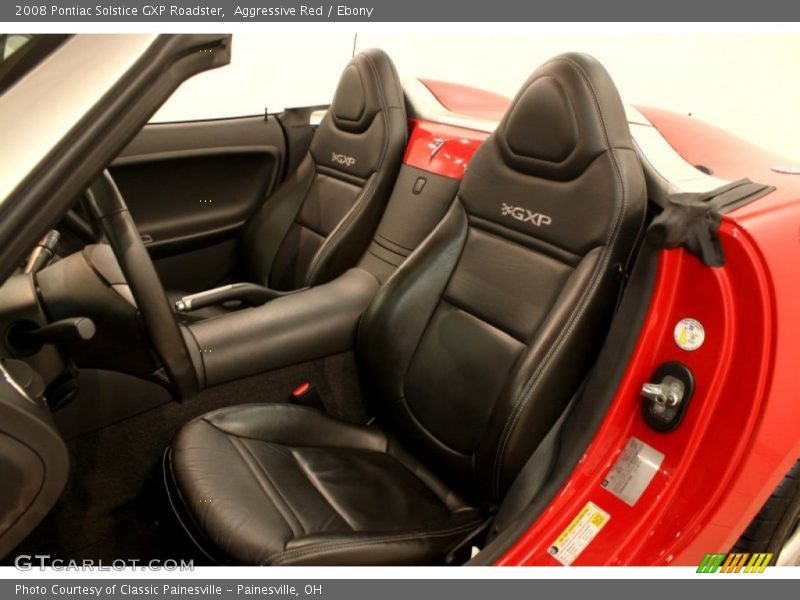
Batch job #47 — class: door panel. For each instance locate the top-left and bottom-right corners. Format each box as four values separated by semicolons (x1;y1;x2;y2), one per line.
111;115;287;292
151;238;238;294
112;149;278;255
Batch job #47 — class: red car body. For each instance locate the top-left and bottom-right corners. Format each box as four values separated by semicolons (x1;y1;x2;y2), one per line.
406;81;800;566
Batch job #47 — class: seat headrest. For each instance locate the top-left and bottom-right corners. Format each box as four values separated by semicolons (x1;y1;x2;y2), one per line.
329;48;404;135
494;52;632;181
458;53;639;256
310;48;405;180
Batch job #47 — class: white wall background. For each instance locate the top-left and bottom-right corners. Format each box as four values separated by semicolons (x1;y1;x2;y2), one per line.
154;32;800;162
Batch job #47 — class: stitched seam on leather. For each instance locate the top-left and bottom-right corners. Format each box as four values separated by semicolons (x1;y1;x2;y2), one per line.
232;438;306;537
228;436;306;537
304;172;378;284
200;412;312;445
201;406;386;450
315;163;368;185
375;231;414;253
294;217;328;240
365;246;403;268
491;57;629;500
399;202;470;435
619;149;648;275
384;51;405;111
392;396;473;459
404;460;471;513
490;59;627;496
441;298;529;347
354;193;458;347
165;449;224;563
295;172;363;237
372;236;411;258
289;449;359;532
364;51;391;168
304;52;393;285
468;219;580;267
267;159;318;287
265;520;480;565
379;442;467;510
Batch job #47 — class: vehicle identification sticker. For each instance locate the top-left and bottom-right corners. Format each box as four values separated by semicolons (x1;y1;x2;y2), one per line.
548;502;610;566
601;437;665;506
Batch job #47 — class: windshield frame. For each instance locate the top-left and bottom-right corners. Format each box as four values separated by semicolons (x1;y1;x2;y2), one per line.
0;34;69;97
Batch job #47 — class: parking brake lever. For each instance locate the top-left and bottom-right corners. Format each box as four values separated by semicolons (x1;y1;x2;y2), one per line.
175;283;304;312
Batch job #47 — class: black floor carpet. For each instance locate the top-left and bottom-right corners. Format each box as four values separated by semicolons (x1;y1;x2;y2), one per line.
7;351;366;564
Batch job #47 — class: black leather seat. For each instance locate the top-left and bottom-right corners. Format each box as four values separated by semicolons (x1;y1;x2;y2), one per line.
168;48;406;315
166;53;646;565
166;405;483;564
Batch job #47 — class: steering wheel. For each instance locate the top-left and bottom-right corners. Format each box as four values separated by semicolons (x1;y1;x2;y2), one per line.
85;171;200;401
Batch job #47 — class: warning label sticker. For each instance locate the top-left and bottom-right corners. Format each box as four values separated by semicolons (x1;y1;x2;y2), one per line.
547;502;610;566
602;437;665;507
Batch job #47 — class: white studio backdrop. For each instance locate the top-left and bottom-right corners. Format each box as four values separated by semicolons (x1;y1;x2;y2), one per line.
153;32;800;162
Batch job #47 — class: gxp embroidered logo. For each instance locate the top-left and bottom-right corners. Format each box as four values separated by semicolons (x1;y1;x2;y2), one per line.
331;152;356;167
500;203;552;227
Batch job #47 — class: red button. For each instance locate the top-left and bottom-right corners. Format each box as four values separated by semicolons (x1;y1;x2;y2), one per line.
292;382;311;397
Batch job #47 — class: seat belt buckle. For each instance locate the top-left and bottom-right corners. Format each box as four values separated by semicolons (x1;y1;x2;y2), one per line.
290;381;325;411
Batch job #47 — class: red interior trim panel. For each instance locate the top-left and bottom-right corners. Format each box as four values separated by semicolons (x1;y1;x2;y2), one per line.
403;119;489;180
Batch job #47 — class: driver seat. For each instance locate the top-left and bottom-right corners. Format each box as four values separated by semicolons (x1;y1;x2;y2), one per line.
167;48;406;316
165;53;646;565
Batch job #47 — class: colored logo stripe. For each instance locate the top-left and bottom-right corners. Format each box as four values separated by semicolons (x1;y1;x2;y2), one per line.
697;553;726;573
697;553;773;573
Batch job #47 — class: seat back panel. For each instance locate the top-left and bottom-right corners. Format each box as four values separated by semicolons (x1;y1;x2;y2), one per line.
405;301;526;455
269;170;366;290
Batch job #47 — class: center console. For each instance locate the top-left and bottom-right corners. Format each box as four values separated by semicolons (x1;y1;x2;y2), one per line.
185;268;379;386
181;119;486;386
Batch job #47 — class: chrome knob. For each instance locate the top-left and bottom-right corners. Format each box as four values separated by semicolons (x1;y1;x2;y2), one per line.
641;376;685;414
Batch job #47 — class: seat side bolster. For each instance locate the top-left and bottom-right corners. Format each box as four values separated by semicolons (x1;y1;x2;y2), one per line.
384;435;477;514
303;106;407;288
239;155;317;286
358;200;468;406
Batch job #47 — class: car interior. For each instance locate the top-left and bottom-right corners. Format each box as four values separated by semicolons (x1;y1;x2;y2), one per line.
0;47;652;565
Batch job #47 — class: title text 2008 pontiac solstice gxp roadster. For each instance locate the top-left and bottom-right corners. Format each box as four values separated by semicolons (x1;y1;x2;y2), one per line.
0;33;798;567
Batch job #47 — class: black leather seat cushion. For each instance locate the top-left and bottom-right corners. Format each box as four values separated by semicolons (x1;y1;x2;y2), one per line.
167;404;483;565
